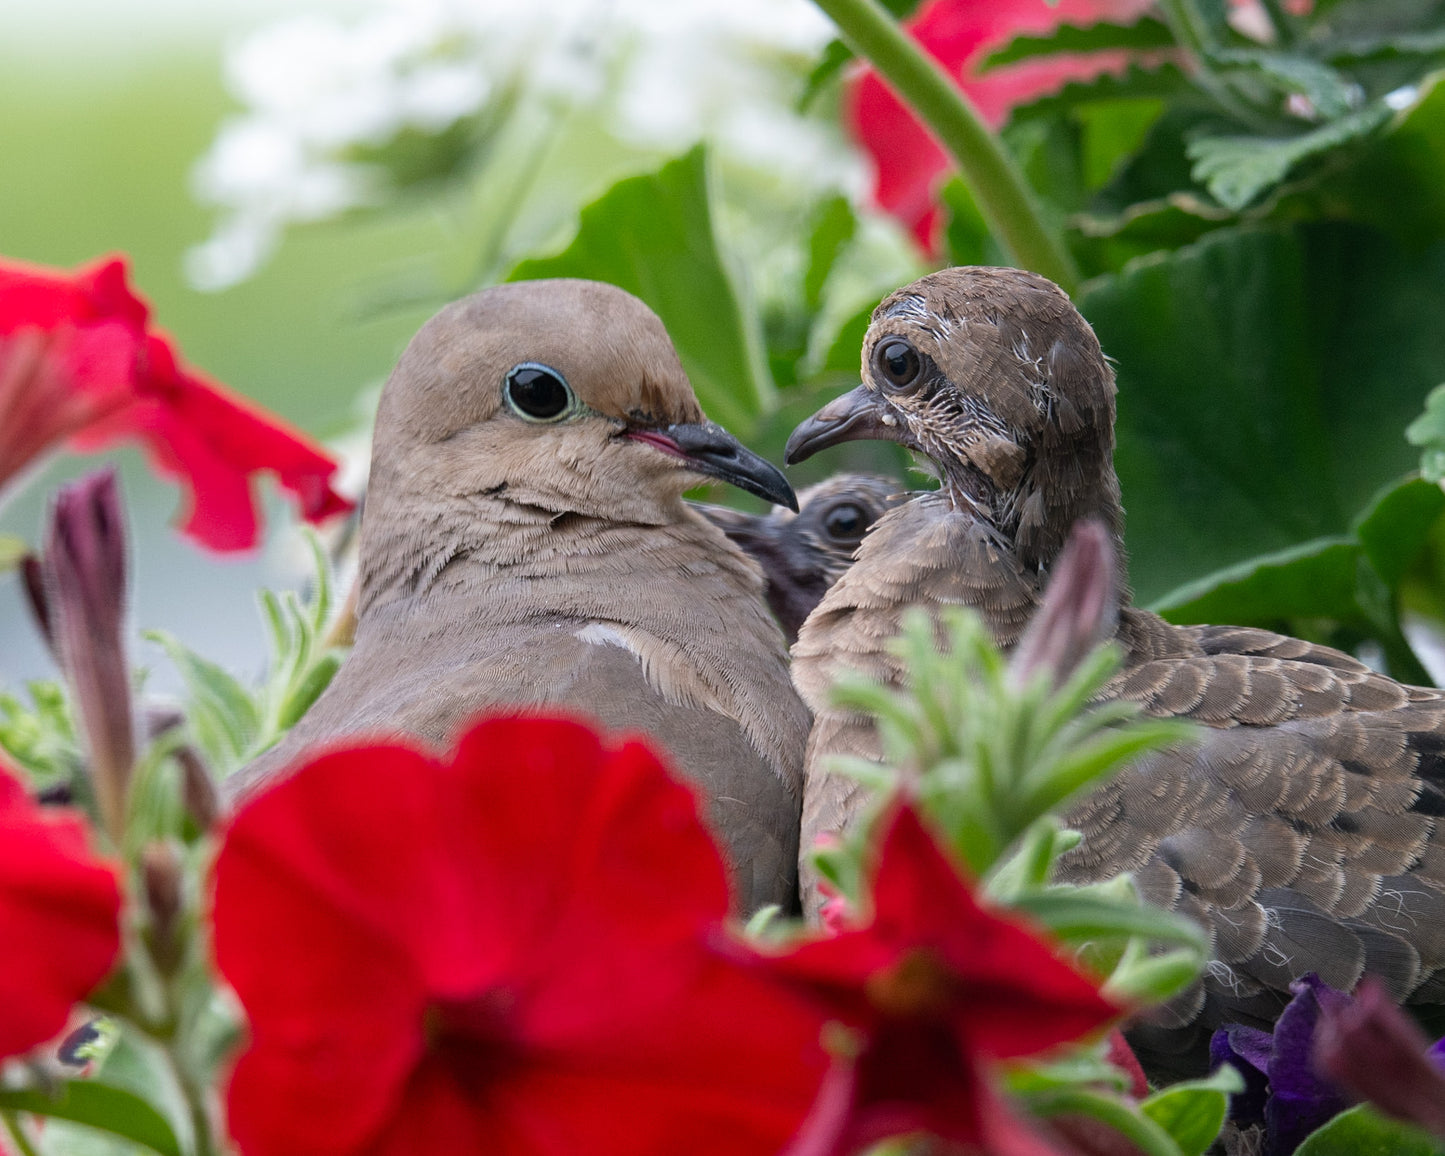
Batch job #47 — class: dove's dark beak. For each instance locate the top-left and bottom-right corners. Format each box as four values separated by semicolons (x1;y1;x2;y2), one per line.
628;421;797;511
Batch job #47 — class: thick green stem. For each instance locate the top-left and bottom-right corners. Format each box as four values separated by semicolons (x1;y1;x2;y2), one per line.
164;1041;218;1156
812;0;1080;294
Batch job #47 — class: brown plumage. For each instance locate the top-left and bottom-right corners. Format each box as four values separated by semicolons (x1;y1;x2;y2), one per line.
231;278;810;912
695;474;906;643
785;266;1445;1067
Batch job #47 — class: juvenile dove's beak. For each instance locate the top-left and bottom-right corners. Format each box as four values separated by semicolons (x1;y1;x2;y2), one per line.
784;385;896;464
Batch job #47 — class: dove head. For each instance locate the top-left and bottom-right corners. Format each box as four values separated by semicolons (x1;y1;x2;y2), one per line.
785;267;1123;573
369;278;793;528
697;473;906;642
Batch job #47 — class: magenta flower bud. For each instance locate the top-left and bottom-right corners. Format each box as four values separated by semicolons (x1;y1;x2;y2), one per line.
1313;976;1445;1138
44;469;134;843
1009;519;1118;689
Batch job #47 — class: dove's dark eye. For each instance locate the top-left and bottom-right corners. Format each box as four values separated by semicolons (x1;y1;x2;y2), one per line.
874;338;921;390
821;501;868;543
505;362;575;422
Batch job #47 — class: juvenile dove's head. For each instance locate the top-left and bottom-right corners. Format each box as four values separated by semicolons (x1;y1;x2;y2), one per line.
369;279;794;527
785;267;1122;571
697;473;906;641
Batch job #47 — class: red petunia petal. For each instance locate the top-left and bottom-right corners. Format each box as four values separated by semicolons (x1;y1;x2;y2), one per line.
0;762;121;1060
848;0;1158;254
0;253;353;550
867;804;1118;1062
213;716;826;1156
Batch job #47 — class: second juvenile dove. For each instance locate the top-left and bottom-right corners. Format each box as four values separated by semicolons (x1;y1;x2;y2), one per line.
786;266;1445;1066
232;278;810;911
696;473;906;643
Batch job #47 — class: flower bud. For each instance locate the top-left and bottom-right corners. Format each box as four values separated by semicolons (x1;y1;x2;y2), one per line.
1009;519;1117;689
43;469;134;843
1313;976;1445;1137
175;745;222;830
141;841;184;975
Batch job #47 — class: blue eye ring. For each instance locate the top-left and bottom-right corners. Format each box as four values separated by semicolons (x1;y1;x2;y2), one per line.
504;362;576;422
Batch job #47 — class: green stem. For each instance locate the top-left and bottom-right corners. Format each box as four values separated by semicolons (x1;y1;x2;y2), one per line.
811;0;1079;294
162;1042;217;1156
1;1110;42;1156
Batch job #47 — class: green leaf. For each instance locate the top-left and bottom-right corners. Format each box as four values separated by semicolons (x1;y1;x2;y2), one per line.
0;1082;181;1156
1294;1104;1445;1156
981;17;1174;70
804;195;857;313
1023;1087;1188;1156
276;652;341;731
1355;474;1445;586
1151;476;1444;681
508;146;773;433
1187;103;1392;211
1140;1069;1240;1156
1210;49;1360;118
1081;224;1445;605
1011;889;1208;949
145;630;261;764
1155;536;1359;623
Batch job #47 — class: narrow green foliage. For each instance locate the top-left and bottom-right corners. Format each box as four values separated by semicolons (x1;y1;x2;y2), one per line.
0;680;82;787
817;604;1207;1009
148;531;346;777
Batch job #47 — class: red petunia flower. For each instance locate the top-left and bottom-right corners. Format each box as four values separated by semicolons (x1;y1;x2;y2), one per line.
756;802;1119;1156
212;715;828;1156
0;759;122;1060
848;0;1158;254
0;255;352;551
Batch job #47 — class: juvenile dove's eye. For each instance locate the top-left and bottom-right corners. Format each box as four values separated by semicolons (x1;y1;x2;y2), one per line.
874;338;921;390
505;362;574;421
821;501;867;543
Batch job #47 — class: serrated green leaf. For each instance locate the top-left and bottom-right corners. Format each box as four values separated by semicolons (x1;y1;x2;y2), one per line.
509;146;773;432
1294;1103;1445;1156
1211;48;1360;118
0;1082;181;1156
1140;1070;1238;1156
981;17;1174;70
1187;102;1391;210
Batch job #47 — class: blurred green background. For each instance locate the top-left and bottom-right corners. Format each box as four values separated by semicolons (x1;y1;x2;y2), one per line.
0;3;448;689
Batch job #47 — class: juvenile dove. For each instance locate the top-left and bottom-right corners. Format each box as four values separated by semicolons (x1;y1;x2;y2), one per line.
233;279;810;911
696;473;905;643
786;266;1445;1066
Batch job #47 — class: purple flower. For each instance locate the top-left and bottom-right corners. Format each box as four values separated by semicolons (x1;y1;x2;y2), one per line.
1213;973;1445;1153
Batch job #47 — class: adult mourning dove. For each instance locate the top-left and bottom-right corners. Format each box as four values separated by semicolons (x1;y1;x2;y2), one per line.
785;266;1445;1066
696;474;906;643
232;278;810;911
